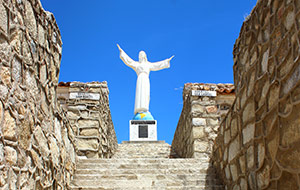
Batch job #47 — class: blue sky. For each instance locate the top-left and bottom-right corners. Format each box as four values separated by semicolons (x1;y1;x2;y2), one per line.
41;0;257;144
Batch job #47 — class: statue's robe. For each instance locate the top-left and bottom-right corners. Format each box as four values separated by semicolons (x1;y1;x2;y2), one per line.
120;51;170;114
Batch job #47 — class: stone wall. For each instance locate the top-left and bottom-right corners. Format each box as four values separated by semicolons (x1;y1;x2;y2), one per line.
0;0;76;189
57;82;118;159
172;83;235;158
212;0;300;189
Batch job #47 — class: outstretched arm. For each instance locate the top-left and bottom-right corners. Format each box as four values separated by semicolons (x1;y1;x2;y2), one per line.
117;44;137;70
150;55;174;71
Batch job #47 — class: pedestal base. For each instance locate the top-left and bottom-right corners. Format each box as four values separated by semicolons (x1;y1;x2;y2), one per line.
129;120;157;141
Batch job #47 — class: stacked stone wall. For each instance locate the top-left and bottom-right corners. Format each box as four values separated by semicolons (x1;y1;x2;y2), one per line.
172;83;234;158
212;0;300;189
57;82;118;159
0;0;76;189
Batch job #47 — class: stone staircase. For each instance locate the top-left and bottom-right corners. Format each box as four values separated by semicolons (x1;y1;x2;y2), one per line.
69;141;224;190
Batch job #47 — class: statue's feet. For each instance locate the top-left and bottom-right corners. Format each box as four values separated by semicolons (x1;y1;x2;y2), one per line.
133;111;154;120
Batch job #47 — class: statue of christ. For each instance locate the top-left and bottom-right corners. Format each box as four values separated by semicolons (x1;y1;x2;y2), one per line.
117;44;174;116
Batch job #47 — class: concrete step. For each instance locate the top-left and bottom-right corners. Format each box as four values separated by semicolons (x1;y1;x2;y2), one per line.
75;168;217;176
77;158;210;164
70;179;224;188
76;162;211;170
112;142;172;159
69;142;224;190
69;185;225;190
73;174;222;183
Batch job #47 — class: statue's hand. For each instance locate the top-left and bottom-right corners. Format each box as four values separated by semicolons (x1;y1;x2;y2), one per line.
168;55;174;61
117;44;122;52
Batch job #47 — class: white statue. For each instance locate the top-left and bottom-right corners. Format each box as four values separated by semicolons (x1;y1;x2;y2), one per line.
117;44;174;115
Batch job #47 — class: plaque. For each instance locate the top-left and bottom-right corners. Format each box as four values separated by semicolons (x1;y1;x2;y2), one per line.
69;92;100;100
192;90;217;97
138;125;148;138
131;120;156;125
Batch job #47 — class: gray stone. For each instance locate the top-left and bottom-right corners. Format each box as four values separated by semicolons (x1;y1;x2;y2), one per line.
239;155;246;173
54;118;62;142
242;123;255;144
225;165;231;180
261;49;269;73
49;137;60;166
228;136;240;162
33;126;50;157
24;1;37;38
39;64;47;84
240;178;247;190
224;129;230;144
38;24;45;46
0;143;3;164
247;146;254;169
231;118;238;137
242;101;255;123
230;164;238;181
0;101;2;126
257;165;270;188
284;11;295;30
257;143;265;168
12;58;22;83
0;3;7;34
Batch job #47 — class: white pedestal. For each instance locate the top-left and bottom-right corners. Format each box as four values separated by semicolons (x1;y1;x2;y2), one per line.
129;120;157;141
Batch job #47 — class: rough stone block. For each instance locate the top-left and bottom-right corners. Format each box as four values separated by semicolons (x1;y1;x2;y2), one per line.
0;66;11;86
77;138;99;150
191;103;205;114
225;165;231;180
242;100;255;123
206;105;217;113
192;126;205;139
228;136;240;162
194;140;208;152
33;126;50;157
192;118;206;126
230;118;238;137
0;3;7;34
4;146;17;165
49;137;60;166
80;128;99;136
239;155;246;173
257;142;265;168
284;10;295;30
78;120;99;128
247;146;254;169
24;1;37;38
224;129;230;144
208;118;219;126
257;165;270;188
242;123;255;144
3;111;16;140
230;164;238;181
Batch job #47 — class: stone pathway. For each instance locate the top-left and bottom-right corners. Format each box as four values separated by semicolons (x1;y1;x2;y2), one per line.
69;141;224;190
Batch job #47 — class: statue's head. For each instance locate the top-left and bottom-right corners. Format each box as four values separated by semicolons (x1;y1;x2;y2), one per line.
139;51;147;62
